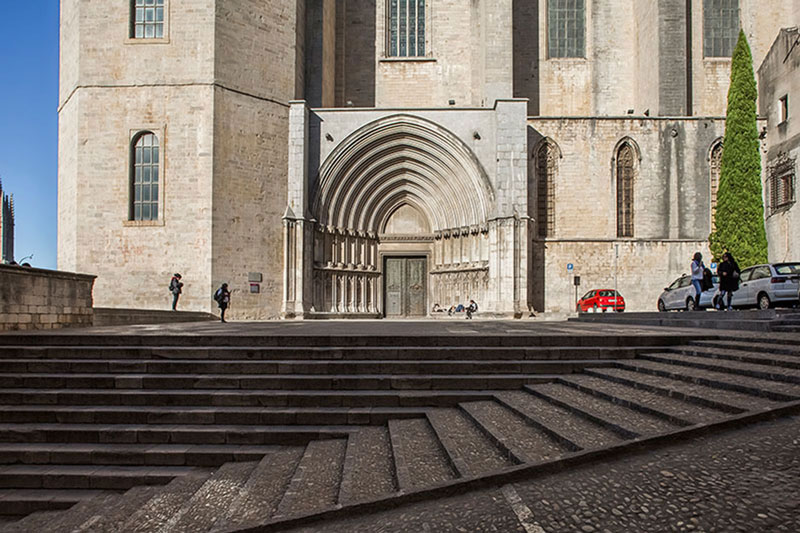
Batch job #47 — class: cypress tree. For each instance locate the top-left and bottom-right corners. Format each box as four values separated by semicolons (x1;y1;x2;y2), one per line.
709;30;768;267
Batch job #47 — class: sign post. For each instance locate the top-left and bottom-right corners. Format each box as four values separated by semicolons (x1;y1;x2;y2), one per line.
567;264;574;312
573;275;581;311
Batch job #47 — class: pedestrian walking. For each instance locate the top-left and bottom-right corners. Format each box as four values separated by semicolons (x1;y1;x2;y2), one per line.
716;252;740;311
690;252;705;309
214;283;231;322
169;273;183;311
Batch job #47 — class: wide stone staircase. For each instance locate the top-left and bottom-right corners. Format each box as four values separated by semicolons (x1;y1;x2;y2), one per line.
0;329;798;532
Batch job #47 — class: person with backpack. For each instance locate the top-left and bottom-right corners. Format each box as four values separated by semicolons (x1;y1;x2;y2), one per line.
716;252;740;311
690;252;705;309
169;273;183;311
214;283;231;322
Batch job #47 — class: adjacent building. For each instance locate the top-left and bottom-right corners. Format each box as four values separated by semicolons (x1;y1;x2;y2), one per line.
759;27;800;262
0;180;14;264
58;1;800;318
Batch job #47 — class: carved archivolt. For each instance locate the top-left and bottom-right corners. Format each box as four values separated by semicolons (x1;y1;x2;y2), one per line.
313;114;494;234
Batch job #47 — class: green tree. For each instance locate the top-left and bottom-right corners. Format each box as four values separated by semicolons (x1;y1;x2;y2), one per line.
710;30;768;267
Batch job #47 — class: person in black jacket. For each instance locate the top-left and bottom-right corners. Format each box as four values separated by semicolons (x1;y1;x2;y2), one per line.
169;273;183;311
214;283;231;322
716;252;740;311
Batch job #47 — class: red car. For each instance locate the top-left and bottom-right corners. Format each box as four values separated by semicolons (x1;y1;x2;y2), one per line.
576;289;626;313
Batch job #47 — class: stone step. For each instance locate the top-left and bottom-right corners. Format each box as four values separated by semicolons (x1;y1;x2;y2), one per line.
557;375;728;426
337;427;397;506
0;372;559;390
584;367;779;413
0;334;686;348
207;447;304;531
0;388;500;408
0;490;121;533
426;408;516;477
118;470;213;533
0;357;617;374
640;353;800;385
526;383;678;436
0;422;353;446
0;464;197;491
388;418;457;492
0;442;280;467
669;345;800;369
613;360;800;402
460;401;566;464
494;390;625;451
272;439;348;520
0;405;426;426
71;485;161;532
688;339;800;357
160;461;260;533
0;489;109;518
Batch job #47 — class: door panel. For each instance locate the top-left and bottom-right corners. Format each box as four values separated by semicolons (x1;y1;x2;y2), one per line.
384;257;427;318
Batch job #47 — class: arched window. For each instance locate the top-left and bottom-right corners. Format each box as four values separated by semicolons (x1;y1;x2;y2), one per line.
703;0;739;58
709;141;723;231
387;0;426;57
616;143;636;238
536;140;559;238
130;132;160;221
131;0;166;39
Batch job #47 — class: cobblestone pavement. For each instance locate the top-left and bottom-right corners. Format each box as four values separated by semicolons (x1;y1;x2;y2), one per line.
282;415;800;533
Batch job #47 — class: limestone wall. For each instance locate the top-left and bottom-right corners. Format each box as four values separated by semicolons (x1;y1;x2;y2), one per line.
0;265;95;331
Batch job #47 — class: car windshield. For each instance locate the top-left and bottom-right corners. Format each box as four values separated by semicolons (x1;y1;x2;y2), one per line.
597;290;619;297
774;263;800;275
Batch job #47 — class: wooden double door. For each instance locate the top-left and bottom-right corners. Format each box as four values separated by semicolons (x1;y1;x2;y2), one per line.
384;257;427;318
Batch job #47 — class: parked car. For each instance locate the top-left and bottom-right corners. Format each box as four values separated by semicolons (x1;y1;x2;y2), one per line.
658;274;719;311
715;262;800;309
576;289;625;313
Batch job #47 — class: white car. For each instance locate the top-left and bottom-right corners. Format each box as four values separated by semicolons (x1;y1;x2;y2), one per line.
716;263;800;309
658;274;719;311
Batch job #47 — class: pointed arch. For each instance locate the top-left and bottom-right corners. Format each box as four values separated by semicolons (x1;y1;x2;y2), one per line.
708;138;723;231
613;137;640;238
534;138;561;238
313;114;493;235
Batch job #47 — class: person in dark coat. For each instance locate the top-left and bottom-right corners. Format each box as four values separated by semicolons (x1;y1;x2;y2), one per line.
716;252;740;311
214;283;231;322
169;273;183;311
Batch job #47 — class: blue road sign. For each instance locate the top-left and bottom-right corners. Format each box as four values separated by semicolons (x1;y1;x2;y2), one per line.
567;263;574;271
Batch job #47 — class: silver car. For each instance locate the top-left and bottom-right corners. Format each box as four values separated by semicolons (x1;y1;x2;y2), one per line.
716;262;800;309
658;274;719;311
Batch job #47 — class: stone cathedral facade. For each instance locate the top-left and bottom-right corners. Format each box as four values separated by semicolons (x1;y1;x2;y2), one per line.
58;1;798;319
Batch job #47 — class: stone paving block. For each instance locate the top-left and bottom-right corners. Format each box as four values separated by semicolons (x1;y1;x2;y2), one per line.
426;408;514;477
211;447;305;531
161;461;259;533
388;418;457;493
337;427;397;505
495;390;624;451
559;375;728;425
528;383;677;436
460;401;565;465
273;439;348;519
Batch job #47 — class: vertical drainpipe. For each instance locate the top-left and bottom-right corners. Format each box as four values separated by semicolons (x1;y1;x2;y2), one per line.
685;0;693;116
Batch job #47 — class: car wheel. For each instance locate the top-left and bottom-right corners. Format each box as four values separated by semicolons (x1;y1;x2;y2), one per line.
686;298;696;311
657;300;666;312
758;293;771;310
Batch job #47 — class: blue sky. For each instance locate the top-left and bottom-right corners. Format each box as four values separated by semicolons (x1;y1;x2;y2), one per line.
0;3;60;269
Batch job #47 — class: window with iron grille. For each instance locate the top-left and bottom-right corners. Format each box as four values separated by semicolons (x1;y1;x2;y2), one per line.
548;0;585;58
616;144;635;238
131;0;166;39
536;141;558;238
388;0;426;57
709;141;723;230
131;132;160;221
768;154;796;215
703;0;739;58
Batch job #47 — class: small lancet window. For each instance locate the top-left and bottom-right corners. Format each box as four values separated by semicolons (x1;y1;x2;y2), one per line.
131;132;160;221
616;143;635;238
